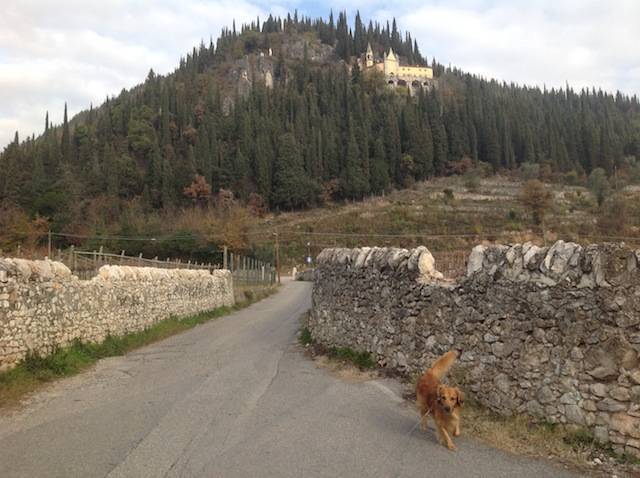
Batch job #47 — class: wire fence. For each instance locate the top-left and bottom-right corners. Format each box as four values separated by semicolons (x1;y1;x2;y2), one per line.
4;228;640;283
432;250;469;279
52;247;220;280
47;247;276;285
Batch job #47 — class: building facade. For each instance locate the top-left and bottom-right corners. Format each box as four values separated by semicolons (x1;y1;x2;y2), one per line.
359;43;434;92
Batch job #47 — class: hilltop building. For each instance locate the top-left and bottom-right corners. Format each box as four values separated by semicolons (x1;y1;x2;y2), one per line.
358;42;434;93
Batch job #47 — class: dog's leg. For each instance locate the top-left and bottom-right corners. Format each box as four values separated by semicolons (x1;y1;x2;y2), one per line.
453;417;460;437
420;411;429;431
438;426;456;450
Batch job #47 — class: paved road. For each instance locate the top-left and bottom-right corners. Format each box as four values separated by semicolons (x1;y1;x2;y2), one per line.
0;281;579;478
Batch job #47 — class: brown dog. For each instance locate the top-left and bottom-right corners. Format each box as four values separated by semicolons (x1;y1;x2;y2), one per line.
416;350;464;450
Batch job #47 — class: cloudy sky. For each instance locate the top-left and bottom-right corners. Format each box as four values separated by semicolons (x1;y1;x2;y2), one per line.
1;0;639;149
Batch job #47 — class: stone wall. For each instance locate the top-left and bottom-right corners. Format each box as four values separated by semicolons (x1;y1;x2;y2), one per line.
0;258;234;371
309;241;640;456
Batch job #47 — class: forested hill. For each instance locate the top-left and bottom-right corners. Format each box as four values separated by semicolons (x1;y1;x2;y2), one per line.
1;11;640;235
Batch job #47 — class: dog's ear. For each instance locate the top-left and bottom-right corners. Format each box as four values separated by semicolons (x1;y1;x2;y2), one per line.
455;387;464;406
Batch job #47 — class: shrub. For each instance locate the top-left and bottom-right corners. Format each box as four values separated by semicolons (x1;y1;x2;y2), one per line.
464;172;481;192
443;188;455;204
588;168;610;206
521;180;552;225
520;162;540;181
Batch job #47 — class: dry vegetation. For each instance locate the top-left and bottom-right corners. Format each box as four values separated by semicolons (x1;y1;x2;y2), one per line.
257;175;640;270
4;175;640;274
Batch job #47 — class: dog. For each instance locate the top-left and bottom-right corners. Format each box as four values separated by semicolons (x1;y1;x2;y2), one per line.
415;350;464;450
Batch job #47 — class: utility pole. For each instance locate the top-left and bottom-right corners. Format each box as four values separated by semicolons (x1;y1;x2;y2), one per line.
273;231;281;284
47;230;52;259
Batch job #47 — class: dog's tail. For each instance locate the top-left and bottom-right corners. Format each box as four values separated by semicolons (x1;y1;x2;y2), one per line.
428;350;457;381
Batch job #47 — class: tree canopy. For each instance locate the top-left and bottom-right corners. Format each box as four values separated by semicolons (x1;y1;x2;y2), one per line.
1;10;639;235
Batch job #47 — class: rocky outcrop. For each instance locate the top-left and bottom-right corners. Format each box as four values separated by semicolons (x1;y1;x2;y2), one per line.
0;259;234;371
309;241;640;456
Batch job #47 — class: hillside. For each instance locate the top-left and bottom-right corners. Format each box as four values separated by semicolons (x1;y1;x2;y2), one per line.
1;11;640;263
251;174;640;272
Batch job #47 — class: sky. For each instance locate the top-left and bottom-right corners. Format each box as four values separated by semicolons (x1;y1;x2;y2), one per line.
1;0;639;149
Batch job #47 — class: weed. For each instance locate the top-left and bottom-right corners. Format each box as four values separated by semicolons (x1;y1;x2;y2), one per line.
442;188;454;204
563;428;596;449
299;327;314;346
329;346;375;370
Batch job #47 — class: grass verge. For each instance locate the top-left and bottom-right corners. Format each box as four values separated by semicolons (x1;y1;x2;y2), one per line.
329;347;376;370
299;325;375;370
463;398;640;473
0;286;277;409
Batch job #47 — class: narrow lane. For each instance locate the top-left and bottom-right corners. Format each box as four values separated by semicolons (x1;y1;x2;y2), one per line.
0;282;578;477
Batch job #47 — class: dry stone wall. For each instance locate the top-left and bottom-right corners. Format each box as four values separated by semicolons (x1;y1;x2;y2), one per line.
0;258;234;371
309;241;640;456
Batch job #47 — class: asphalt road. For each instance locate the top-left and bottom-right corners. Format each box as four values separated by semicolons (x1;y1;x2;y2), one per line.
0;281;579;478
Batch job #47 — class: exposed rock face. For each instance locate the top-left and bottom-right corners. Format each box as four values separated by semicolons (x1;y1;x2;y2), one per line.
0;259;234;371
309;241;640;456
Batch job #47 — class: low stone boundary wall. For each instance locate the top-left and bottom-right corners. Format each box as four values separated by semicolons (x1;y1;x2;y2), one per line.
309;241;640;456
0;258;234;371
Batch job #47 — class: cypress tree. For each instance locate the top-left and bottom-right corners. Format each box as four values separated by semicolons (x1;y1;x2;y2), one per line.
61;103;72;163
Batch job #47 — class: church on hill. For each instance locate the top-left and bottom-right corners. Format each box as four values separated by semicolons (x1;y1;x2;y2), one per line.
358;42;434;92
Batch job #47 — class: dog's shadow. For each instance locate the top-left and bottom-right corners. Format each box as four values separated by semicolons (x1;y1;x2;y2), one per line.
369;408;440;445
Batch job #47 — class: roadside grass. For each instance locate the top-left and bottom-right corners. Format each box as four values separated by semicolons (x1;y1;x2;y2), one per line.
463;397;640;470
299;324;375;370
329;347;376;370
0;285;277;409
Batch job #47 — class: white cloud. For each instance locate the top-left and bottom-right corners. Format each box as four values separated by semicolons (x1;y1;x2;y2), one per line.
394;0;640;94
0;0;269;147
1;0;639;149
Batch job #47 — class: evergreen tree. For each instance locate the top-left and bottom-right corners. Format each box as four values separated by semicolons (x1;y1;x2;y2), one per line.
272;132;318;209
61;103;72;163
0;10;638;219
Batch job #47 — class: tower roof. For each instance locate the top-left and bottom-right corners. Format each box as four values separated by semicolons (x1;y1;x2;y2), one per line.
366;42;373;55
387;48;397;61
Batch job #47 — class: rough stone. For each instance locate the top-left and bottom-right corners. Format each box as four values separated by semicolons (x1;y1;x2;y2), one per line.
591;383;608;398
610;387;631;402
565;404;586;425
0;260;234;371
596;399;628;413
310;241;640;457
609;413;640;439
537;386;555;404
593;426;609;443
467;245;486;276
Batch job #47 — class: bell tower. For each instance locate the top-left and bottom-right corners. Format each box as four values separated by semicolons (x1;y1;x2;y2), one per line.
365;42;374;68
